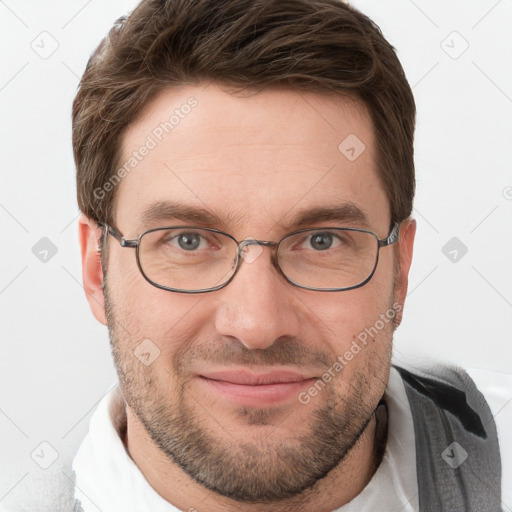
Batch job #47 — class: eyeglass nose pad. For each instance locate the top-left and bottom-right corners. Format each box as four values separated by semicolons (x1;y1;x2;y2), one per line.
239;238;264;264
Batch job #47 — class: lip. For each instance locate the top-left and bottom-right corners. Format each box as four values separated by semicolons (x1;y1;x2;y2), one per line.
201;369;313;385
198;369;318;407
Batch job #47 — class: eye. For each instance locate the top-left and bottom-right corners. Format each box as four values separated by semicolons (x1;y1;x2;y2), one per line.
304;231;344;251
168;232;209;251
308;232;334;251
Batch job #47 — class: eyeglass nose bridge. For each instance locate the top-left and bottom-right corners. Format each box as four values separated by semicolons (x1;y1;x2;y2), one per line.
238;239;278;249
236;238;279;265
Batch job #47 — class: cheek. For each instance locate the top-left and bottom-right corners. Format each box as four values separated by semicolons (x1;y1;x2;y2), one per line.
317;286;394;402
108;269;213;365
312;269;395;360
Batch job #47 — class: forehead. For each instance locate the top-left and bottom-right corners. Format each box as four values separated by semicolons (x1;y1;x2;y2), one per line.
114;84;389;236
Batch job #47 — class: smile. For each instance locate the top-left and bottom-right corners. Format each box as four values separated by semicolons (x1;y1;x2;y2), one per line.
198;369;318;407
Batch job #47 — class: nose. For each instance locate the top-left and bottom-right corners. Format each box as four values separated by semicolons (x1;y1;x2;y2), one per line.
213;244;301;350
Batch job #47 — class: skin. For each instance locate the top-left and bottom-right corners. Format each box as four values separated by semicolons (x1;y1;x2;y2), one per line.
79;83;416;512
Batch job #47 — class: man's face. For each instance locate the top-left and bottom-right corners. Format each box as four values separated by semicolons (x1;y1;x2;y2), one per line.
95;84;411;502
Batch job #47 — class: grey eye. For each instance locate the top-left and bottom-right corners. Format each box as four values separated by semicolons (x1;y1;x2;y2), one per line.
309;232;334;251
177;232;202;250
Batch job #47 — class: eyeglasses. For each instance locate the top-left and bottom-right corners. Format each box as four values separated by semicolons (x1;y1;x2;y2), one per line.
100;222;400;293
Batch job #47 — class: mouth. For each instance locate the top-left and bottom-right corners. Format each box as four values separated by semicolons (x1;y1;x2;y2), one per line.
198;369;318;407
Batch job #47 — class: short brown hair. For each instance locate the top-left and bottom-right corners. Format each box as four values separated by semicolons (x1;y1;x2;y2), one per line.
73;0;415;226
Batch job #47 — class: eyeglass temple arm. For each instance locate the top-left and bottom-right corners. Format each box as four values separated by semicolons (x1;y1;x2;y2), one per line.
98;223;138;248
378;222;400;248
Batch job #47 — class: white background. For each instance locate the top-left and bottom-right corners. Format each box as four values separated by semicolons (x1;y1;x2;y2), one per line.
1;0;511;508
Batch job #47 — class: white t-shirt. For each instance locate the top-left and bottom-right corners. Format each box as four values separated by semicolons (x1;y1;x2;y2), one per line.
72;367;512;511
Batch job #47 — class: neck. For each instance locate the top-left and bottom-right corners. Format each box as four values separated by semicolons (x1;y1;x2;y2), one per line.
123;402;387;512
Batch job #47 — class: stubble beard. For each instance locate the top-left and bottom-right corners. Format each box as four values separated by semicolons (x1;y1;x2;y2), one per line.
104;281;393;504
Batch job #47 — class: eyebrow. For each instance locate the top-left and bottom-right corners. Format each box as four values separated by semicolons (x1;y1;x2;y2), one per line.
137;200;370;233
289;203;370;229
138;201;232;231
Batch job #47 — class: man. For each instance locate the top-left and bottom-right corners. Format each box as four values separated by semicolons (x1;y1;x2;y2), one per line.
71;0;511;510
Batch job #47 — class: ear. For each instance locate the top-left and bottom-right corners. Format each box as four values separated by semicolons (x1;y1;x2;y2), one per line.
394;218;416;327
78;214;107;325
